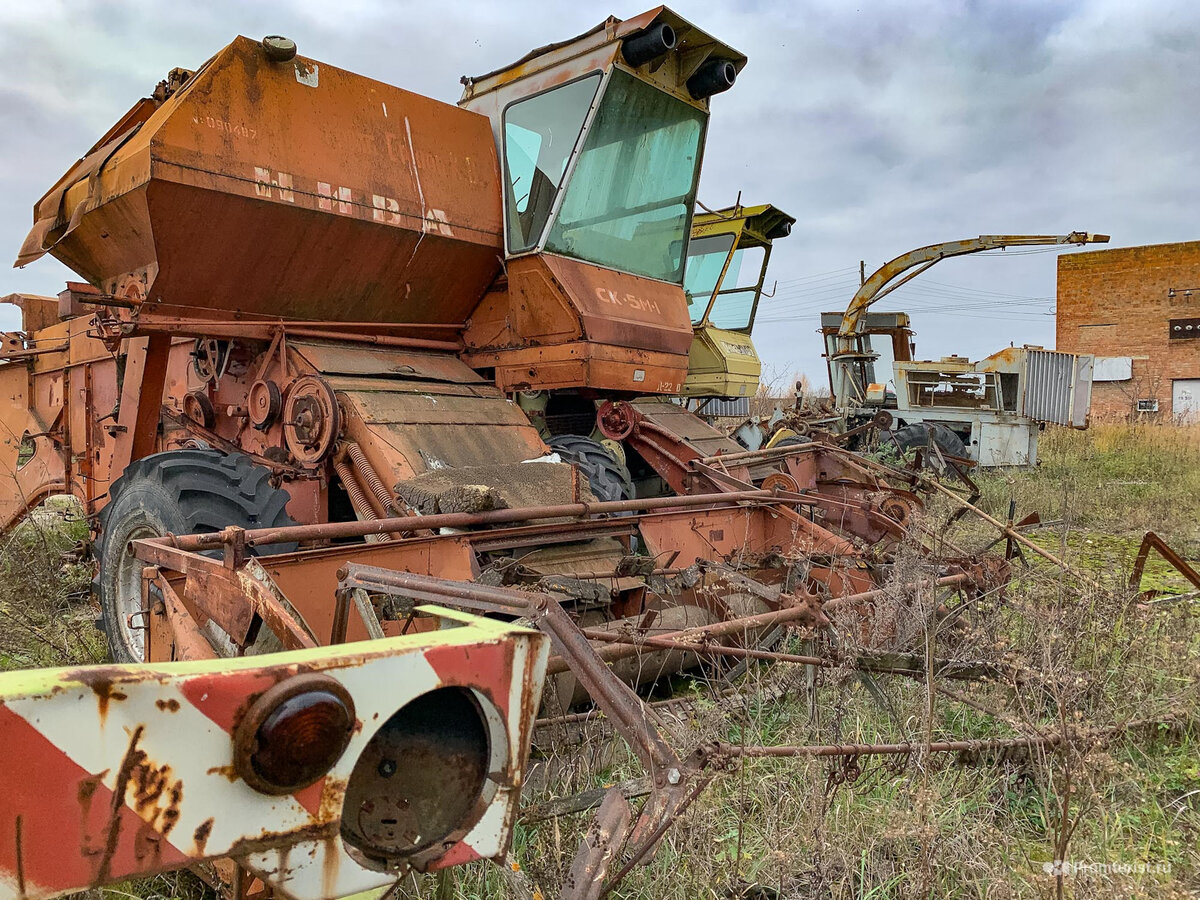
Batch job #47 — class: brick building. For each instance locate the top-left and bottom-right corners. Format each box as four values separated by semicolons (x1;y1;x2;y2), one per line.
1057;241;1200;420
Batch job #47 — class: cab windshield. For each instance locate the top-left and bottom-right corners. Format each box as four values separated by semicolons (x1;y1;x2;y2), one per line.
502;68;707;283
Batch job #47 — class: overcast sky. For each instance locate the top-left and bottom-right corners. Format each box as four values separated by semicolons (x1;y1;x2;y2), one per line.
2;0;1197;384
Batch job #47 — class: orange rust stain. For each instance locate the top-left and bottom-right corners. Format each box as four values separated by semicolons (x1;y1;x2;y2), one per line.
207;764;240;782
129;756;185;837
75;668;130;722
193;817;215;854
320;833;341;899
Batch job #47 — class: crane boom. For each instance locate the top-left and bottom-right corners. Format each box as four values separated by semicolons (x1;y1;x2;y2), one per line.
837;232;1109;347
830;231;1109;406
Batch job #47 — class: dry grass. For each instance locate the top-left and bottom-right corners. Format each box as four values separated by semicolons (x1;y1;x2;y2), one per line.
2;427;1198;899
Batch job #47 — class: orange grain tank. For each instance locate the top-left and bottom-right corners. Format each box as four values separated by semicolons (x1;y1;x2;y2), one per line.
19;37;503;328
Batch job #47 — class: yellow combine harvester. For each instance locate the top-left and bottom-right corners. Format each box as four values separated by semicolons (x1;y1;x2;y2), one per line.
680;203;794;399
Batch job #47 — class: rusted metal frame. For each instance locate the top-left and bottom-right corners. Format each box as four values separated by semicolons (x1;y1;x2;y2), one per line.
110;333;171;477
562;788;634;900
548;574;971;676
0;342;69;360
330;568;690;764
160;489;798;551
467;519;638;553
334;564;705;888
161;408;300;476
150;570;219;661
689;459;756;493
626;419;703;495
919;475;1094;584
128;308;464;333
729;735;1058;759
801;489;908;541
696;441;822;467
821;442;923;487
238;560;319;651
130;538;316;653
1130;531;1200;597
575;629;1004;681
108;315;462;352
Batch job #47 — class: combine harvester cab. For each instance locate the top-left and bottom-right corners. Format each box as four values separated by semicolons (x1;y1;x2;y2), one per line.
679;202;795;402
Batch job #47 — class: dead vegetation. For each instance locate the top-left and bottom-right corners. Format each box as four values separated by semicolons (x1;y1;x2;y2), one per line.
2;425;1198;899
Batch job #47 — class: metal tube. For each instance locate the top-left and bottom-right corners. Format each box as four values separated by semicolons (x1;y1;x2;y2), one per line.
162;489;795;551
577;629;828;666
118;320;461;352
726;717;1164;760
730;734;1059;758
544;574;969;675
696;442;821;466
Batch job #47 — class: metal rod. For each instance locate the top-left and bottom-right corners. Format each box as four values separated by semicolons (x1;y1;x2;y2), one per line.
730;734;1060;758
161;489;797;551
920;477;1090;581
577;629;828;665
544;574;969;676
118;319;461;352
696;442;822;466
724;717;1173;760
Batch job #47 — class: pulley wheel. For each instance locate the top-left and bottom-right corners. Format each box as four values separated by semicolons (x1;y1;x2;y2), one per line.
249;379;282;430
283;375;340;465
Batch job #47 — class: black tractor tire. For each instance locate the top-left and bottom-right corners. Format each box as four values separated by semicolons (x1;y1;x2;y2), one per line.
892;422;968;459
548;434;634;504
96;449;298;663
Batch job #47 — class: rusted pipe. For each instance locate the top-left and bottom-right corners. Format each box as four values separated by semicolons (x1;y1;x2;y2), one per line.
723;717;1174;760
162;489;801;551
578;629;828;666
545;574;970;676
728;734;1061;758
920;477;1091;582
697;441;821;467
118;319;462;352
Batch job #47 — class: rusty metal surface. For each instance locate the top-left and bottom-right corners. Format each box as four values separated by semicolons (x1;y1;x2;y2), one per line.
0;614;548;900
291;340;484;383
1129;531;1200;597
462;255;693;393
22;37;504;325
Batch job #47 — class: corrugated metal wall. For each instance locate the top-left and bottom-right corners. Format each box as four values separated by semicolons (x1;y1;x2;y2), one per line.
1024;350;1092;427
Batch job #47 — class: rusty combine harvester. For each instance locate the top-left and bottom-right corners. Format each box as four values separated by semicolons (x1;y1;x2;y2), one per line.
0;10;1016;899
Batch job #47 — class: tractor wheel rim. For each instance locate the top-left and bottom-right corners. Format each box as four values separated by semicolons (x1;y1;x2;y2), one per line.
115;524;156;660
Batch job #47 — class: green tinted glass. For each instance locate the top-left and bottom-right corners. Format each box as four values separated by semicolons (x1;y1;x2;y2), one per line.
503;75;601;252
546;69;706;282
708;246;766;330
684;233;735;322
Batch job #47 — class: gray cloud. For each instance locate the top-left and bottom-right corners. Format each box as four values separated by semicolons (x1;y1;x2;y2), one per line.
1;0;1196;385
